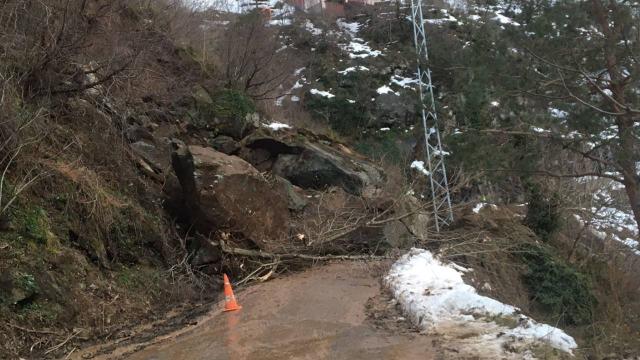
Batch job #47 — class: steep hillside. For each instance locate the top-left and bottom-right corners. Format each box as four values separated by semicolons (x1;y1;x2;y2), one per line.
0;0;639;359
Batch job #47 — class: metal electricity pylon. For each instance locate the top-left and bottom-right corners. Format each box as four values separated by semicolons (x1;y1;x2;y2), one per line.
409;0;453;231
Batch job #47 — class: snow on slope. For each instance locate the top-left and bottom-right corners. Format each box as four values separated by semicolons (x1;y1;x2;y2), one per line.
385;249;577;356
337;19;382;59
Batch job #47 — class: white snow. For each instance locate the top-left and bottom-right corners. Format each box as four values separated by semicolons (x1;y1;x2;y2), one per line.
268;18;293;26
410;160;430;176
263;122;291;131
573;179;639;255
310;88;335;98
433;149;450;156
385;249;578;355
376;85;398;95
342;41;382;58
304;19;323;36
549;108;569;119
336;19;360;36
531;126;550;134
391;75;417;88
426;13;458;25
492;13;520;26
472;202;497;214
337;66;369;75
337;18;382;59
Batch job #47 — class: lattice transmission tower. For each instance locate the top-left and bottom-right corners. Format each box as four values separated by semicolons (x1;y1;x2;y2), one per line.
409;0;453;231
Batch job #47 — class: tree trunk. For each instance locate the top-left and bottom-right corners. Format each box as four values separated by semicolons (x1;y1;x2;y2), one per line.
623;176;640;235
591;0;640;236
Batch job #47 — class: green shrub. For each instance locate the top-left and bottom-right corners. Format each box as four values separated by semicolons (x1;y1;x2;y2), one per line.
519;243;596;325
19;206;50;244
210;89;255;119
524;181;561;240
190;88;256;130
305;94;369;136
355;130;410;163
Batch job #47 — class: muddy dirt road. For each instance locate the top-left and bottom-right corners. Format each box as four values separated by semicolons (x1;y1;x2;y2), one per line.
96;262;436;360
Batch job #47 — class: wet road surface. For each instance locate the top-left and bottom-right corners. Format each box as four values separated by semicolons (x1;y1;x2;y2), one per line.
118;262;435;360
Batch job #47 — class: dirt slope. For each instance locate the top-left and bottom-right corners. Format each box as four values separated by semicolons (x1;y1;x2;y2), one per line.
79;262;436;360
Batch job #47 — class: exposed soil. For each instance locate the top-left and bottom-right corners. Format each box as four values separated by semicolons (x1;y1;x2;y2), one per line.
71;261;438;360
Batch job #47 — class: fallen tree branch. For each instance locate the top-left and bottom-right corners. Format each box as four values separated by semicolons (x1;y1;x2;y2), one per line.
44;329;82;355
216;239;389;261
2;322;61;335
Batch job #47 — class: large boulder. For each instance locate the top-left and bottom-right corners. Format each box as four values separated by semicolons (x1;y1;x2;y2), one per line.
272;141;384;195
382;194;430;248
210;112;260;140
209;135;240;155
240;130;384;195
172;144;291;252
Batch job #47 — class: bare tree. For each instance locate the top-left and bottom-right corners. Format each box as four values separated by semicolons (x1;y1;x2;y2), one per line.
216;11;292;100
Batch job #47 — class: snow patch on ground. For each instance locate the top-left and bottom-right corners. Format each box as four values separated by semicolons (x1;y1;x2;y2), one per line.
337;19;382;59
337;66;369;75
426;11;459;25
549;107;569;119
263;122;291;131
341;41;382;59
410;160;430;176
336;19;360;36
472;202;497;214
391;75;417;88
304;19;322;36
376;85;398;95
385;249;578;356
310;88;335;98
492;13;520;26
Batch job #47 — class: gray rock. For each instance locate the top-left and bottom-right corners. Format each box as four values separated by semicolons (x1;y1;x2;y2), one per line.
380;195;430;249
272;142;384;195
192;241;221;266
131;139;173;177
209;135;240;155
383;221;416;249
126;125;155;143
397;195;430;241
171;145;291;252
241;130;384;195
192;84;214;106
210;112;260;140
274;176;308;211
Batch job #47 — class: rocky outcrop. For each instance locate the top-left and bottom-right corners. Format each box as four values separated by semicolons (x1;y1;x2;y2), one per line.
209;135;240;155
171;144;291;252
240;130;384;196
131;138;174;182
272;142;383;195
210;112;260;140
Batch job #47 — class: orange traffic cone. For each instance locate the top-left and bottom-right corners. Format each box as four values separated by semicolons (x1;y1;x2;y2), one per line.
223;273;242;312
